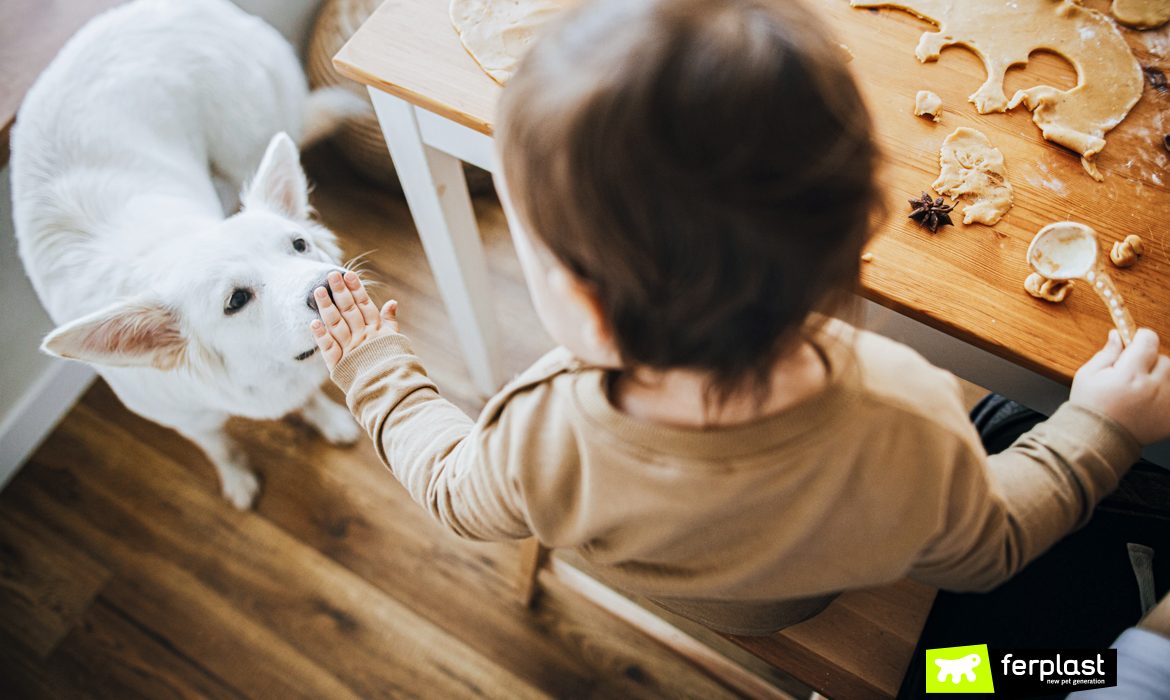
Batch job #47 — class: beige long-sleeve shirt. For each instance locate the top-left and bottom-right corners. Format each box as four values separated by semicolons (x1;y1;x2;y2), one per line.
332;320;1140;635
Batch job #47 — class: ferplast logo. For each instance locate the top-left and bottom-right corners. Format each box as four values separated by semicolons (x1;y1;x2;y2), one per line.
926;645;995;693
924;645;1116;696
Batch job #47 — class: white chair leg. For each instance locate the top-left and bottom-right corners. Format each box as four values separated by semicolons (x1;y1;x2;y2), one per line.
367;88;502;395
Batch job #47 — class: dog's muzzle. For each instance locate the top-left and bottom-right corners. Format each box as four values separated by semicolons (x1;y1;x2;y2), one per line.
306;278;336;311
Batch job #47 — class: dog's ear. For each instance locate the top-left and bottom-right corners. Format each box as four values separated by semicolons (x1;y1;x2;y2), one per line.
42;300;187;370
243;132;309;219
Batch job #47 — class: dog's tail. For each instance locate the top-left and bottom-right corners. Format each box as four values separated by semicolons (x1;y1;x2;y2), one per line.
301;86;372;148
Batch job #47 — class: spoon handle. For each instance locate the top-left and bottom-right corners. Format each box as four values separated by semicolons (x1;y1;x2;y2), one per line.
1087;267;1135;346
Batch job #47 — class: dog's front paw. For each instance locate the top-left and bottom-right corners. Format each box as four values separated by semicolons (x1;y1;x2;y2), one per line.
221;468;261;510
318;414;358;447
303;395;361;446
318;410;362;446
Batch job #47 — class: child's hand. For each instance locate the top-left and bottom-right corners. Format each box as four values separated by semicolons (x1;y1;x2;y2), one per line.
1070;328;1170;445
309;271;399;373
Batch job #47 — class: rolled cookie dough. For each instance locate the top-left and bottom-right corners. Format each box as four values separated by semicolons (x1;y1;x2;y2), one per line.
851;0;1144;180
933;128;1014;226
914;90;943;121
450;0;572;84
1024;272;1073;302
1110;234;1145;267
1111;0;1170;29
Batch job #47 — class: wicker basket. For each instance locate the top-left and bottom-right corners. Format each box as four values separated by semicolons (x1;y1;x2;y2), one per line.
307;0;493;194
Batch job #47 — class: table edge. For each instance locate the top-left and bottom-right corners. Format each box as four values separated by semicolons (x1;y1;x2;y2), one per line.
1;119;12;169
333;52;495;137
859;287;1073;385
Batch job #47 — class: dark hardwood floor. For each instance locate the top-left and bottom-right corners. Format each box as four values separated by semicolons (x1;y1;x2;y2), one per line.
0;145;806;699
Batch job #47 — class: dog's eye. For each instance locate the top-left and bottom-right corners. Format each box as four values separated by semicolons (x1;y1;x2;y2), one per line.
292;237;308;253
224;288;253;315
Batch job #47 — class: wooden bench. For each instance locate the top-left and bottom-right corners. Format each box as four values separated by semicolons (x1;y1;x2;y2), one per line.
0;0;125;167
516;540;935;700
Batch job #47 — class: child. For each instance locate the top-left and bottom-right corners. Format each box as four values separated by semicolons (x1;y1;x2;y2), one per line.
309;0;1170;635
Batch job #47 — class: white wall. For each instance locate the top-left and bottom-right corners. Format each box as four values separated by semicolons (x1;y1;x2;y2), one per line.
0;169;55;412
0;0;323;485
0;166;96;486
234;0;321;57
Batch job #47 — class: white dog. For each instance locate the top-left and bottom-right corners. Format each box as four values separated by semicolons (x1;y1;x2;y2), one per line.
12;0;366;508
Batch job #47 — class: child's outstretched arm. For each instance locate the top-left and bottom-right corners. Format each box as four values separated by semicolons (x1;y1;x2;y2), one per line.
912;329;1170;591
310;271;534;541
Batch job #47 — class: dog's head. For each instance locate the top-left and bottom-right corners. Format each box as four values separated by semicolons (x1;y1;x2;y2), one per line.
41;133;346;379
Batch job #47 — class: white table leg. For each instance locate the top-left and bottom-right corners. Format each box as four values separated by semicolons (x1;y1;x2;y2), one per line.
367;88;502;394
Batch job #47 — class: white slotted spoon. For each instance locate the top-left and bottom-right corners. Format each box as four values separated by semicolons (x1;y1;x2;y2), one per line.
1026;221;1135;345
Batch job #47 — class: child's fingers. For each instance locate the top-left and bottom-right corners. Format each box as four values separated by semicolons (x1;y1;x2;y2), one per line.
1154;354;1170;383
314;286;351;345
381;300;400;331
1117;328;1160;375
328;272;366;332
343;271;381;326
1080;329;1123;375
311;320;343;367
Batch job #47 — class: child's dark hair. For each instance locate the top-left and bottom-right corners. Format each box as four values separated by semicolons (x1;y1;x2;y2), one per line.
498;0;878;401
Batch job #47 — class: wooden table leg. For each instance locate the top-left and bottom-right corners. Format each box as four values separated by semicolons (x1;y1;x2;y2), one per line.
367;88;502;395
516;538;548;608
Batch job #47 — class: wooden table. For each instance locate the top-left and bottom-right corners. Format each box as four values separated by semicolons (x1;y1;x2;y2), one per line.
335;0;1170;464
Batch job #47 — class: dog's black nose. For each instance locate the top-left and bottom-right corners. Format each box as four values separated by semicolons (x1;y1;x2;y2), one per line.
306;279;335;311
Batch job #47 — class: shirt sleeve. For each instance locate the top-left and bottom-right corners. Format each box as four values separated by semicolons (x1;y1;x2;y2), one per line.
330;333;570;541
909;403;1141;592
1076;628;1170;699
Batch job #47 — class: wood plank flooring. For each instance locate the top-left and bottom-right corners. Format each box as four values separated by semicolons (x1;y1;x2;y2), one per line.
0;145;808;699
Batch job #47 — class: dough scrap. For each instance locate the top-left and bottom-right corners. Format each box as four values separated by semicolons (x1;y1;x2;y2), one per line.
851;0;1144;180
450;0;572;84
1111;0;1170;29
914;90;943;121
932;128;1014;226
1024;272;1073;302
1110;234;1145;267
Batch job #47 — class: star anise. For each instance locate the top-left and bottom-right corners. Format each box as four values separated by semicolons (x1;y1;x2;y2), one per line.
908;191;955;233
1143;66;1167;93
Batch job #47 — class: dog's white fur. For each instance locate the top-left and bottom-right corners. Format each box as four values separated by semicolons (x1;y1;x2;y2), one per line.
12;0;364;508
